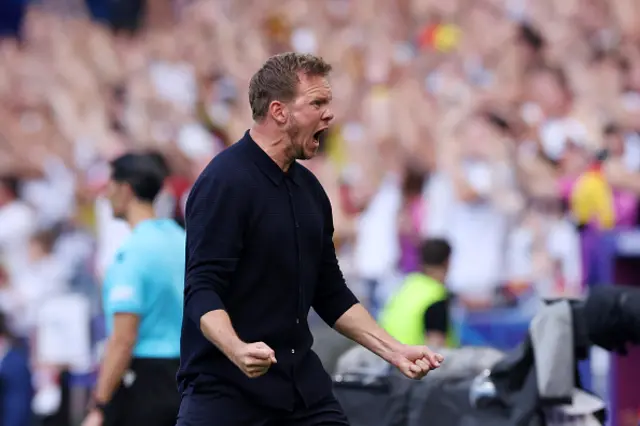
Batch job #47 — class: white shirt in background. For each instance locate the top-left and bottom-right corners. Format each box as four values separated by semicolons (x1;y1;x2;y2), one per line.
54;229;95;280
506;217;582;297
353;175;403;303
12;256;70;337
21;156;77;229
0;200;37;280
424;163;507;298
353;175;402;281
505;226;535;282
545;219;582;295
421;171;454;238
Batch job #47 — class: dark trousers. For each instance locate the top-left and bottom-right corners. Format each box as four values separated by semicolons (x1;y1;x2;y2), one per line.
176;384;350;426
104;358;180;426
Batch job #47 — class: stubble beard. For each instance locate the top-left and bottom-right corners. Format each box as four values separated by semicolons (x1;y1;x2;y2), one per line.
285;114;310;162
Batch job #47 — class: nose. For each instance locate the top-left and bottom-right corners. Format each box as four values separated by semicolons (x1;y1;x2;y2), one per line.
322;107;334;124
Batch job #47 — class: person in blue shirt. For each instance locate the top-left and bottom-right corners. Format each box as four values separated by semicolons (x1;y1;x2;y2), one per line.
0;312;32;426
82;153;185;426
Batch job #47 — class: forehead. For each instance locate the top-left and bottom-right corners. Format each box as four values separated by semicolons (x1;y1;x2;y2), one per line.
296;73;331;98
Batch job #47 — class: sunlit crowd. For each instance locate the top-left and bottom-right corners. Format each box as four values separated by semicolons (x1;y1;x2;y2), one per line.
0;0;639;421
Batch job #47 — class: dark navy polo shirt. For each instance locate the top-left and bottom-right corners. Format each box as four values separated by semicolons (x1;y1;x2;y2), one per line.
178;130;359;410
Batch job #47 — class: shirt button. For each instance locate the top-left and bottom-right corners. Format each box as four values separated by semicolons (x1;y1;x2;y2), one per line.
291;349;295;354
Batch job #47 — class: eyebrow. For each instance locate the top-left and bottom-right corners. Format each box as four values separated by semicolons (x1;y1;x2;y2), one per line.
312;95;332;104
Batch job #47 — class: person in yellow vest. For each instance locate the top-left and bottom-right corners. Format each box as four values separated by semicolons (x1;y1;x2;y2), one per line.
379;238;452;348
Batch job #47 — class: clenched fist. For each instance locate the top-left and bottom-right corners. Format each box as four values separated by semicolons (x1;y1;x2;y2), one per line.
389;345;444;380
231;342;278;378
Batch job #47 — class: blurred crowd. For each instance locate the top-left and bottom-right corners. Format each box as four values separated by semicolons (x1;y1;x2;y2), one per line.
1;0;640;421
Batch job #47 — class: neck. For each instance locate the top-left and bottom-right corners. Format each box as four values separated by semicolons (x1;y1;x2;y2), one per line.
126;202;156;229
250;125;295;171
423;267;445;283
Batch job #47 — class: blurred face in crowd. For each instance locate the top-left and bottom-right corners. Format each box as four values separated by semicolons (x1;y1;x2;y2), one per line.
106;175;133;220
282;73;334;161
528;70;569;117
460;117;494;160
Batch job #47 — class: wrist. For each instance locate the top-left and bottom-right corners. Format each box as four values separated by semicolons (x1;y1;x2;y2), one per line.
89;401;107;415
226;338;246;363
382;340;404;362
88;393;108;414
369;332;403;363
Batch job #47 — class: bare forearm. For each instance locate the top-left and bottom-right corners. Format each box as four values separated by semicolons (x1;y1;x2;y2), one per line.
333;303;403;363
94;339;134;403
200;310;244;360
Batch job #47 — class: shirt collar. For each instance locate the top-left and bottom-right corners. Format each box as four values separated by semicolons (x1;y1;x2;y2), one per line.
241;130;301;187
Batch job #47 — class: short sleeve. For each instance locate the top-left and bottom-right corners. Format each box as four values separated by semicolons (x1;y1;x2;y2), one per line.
423;298;449;334
105;251;145;315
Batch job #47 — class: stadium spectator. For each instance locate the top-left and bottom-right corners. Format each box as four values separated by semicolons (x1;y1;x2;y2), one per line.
0;311;33;426
0;176;36;282
0;0;640;421
380;238;452;349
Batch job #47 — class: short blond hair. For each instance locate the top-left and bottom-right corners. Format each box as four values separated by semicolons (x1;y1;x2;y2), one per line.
248;52;332;121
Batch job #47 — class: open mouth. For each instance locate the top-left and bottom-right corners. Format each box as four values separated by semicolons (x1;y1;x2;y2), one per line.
313;128;328;144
